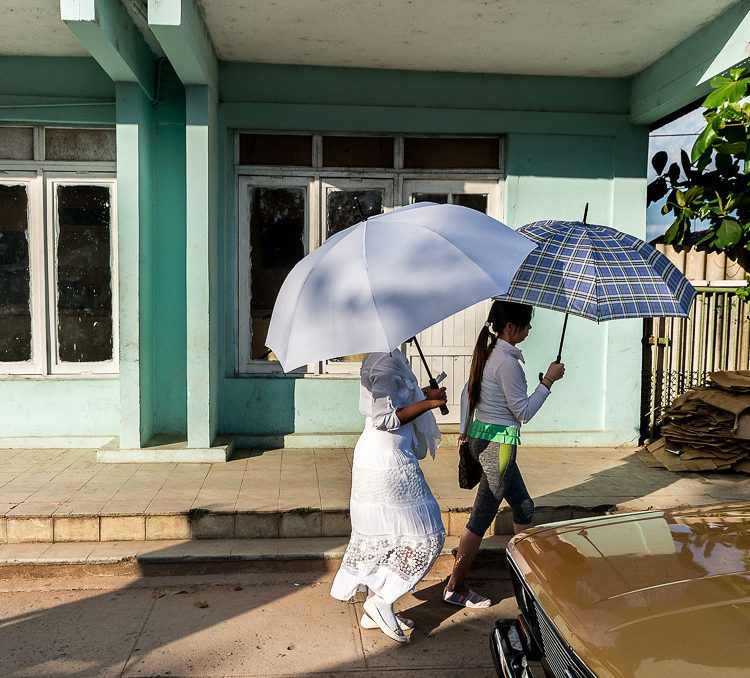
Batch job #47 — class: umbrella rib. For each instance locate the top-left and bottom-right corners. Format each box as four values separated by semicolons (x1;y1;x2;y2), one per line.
274;230;354;366
362;220;395;350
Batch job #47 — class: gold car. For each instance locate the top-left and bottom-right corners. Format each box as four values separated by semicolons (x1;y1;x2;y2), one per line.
492;502;750;678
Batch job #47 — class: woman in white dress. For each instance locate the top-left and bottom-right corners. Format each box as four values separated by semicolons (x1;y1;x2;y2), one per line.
330;348;447;643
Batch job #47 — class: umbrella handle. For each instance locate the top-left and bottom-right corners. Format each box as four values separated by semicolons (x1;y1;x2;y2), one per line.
411;336;449;415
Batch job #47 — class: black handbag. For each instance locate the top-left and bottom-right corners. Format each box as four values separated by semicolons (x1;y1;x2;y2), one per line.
458;439;482;489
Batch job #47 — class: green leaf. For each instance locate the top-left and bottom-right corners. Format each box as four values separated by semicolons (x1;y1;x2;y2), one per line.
716;218;742;247
696;230;715;246
647;177;668;204
729;68;747;80
680;149;693;176
703;78;748;107
684;185;703;202
663;218;681;244
716;152;734;174
716;141;747;154
651;151;668;175
666;162;681;182
691;123;719;163
675;190;686;207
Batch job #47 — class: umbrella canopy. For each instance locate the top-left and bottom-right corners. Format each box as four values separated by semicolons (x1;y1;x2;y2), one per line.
266;202;536;372
500;220;697;321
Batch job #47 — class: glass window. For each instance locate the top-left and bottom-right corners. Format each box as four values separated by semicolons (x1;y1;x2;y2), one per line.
404;137;499;169
322;136;393;168
239;134;312;166
0;127;34;161
0;184;31;362
45;128;116;162
412;193;448;204
325;189;383;238
454;193;488;212
55;184;113;363
249;186;306;361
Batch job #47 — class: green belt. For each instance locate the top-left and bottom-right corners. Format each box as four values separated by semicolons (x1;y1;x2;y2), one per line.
468;420;520;445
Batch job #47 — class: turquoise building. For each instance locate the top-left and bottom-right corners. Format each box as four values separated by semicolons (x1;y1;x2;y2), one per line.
1;0;747;460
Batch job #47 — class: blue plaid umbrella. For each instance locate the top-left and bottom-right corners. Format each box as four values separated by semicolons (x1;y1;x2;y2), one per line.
498;218;697;365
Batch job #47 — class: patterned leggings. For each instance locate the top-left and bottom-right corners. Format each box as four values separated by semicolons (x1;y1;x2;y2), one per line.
465;438;534;537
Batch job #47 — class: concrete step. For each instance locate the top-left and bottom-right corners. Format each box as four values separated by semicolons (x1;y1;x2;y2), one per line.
0;504;614;544
0;535;512;579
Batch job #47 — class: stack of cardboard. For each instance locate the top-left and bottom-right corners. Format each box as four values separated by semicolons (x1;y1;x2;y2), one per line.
638;370;750;473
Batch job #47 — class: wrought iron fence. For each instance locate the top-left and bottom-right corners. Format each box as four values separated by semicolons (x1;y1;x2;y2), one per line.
641;287;750;442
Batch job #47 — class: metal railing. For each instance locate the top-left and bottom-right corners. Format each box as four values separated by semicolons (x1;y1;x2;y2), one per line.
641;287;750;441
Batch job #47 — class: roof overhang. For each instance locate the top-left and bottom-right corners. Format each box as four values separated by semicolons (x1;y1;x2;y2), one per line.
2;0;750;124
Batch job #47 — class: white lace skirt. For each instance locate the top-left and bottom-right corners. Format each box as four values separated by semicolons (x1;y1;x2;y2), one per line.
330;421;445;604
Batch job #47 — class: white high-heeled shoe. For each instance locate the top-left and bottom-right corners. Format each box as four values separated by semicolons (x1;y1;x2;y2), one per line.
360;612;414;631
362;598;408;643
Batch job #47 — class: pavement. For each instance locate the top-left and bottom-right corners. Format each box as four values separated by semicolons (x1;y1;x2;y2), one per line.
0;568;524;677
1;445;750;550
0;444;748;676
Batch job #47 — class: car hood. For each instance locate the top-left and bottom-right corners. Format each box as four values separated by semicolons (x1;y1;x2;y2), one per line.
508;502;750;678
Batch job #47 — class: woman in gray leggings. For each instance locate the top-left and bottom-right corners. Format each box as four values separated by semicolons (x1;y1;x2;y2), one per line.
443;300;565;608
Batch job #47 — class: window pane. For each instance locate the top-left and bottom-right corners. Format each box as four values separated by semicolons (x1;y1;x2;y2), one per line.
453;193;488;213
325;188;383;366
326;189;382;238
412;193;448;204
249;187;305;360
0;185;31;362
0;127;33;160
239;134;312;166
56;184;113;363
45;128;116;162
322;136;393;167
404;137;499;169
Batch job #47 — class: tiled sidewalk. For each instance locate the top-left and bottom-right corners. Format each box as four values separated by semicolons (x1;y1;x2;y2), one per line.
0;445;748;544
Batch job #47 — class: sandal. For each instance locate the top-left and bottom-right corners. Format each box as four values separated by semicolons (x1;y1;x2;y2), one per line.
443;586;491;608
360;612;414;630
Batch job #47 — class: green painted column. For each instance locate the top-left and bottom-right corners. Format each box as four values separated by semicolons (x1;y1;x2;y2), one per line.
116;81;155;448
185;84;219;449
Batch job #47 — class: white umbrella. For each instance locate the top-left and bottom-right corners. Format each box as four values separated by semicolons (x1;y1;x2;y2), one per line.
266;202;535;375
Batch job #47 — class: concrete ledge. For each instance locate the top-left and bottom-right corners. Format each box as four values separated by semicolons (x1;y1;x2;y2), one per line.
0;505;620;544
97;437;236;463
0;535;510;569
235;433;360;449
0;436;114;449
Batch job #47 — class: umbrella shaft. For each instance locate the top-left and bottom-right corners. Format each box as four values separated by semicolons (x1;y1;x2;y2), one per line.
411;336;449;416
556;313;569;363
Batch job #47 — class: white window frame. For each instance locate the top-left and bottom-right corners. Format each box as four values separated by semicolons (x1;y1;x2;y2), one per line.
0;172;45;374
45;174;118;375
237;175;314;374
235;133;506;377
402;178;503;218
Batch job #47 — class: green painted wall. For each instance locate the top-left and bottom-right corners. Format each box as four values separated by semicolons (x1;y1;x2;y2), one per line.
152;66;188;435
216;63;649;446
0;380;119;440
0;56;651;448
0;56;120;445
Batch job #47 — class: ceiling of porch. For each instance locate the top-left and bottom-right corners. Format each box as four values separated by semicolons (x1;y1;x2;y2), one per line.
0;0;744;78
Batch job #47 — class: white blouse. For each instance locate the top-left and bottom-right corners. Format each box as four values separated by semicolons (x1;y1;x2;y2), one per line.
459;339;550;433
359;349;441;458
